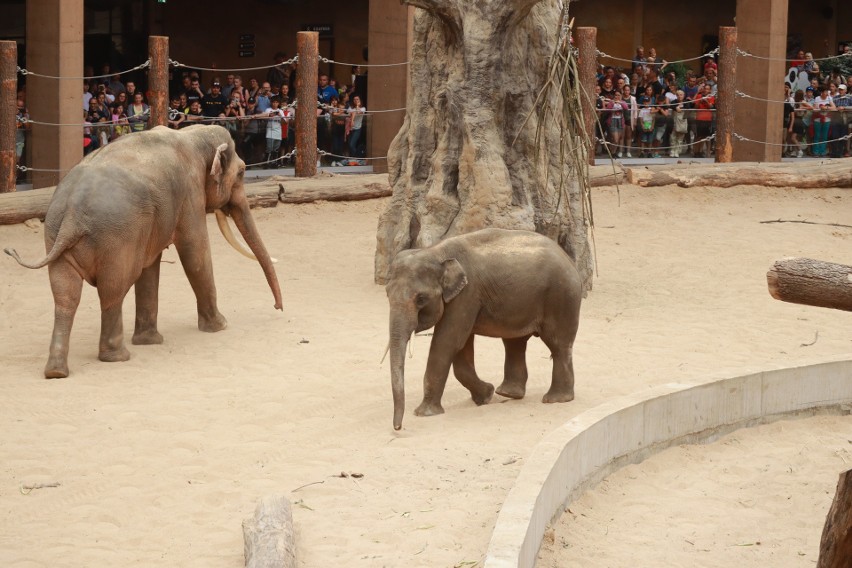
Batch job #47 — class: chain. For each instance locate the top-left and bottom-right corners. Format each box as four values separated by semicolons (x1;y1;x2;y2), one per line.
736;49;852;63
317;149;387;161
317;102;405;114
596;48;719;65
168;55;298;73
318;55;408;68
733;131;852;147
245;148;297;169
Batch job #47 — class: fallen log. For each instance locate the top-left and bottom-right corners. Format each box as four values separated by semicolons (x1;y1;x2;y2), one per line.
626;159;852;188
0;174;392;225
242;495;296;568
817;469;852;568
767;257;852;312
588;164;626;187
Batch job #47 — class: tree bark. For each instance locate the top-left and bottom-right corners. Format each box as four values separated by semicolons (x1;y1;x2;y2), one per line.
295;32;318;178
374;0;593;291
818;469;852;568
626;160;852;188
242;495;296;568
767;258;852;312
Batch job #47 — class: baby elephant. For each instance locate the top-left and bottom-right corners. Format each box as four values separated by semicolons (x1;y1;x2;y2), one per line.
385;228;583;430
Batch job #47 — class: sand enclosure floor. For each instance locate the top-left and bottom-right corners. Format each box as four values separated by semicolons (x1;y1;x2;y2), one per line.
1;182;851;567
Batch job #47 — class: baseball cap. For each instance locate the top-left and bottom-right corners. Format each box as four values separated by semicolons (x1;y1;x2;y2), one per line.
212;81;221;87
806;86;814;92
838;84;847;90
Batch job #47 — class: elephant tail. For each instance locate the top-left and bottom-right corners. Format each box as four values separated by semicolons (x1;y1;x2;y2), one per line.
4;224;82;270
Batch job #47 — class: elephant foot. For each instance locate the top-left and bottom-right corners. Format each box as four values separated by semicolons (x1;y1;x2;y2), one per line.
98;346;131;363
132;329;164;345
198;313;228;333
44;360;69;379
471;382;495;406
542;388;574;404
496;381;526;400
414;401;445;417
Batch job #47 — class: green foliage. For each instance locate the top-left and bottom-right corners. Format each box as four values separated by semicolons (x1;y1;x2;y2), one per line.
662;61;694;86
819;55;852;80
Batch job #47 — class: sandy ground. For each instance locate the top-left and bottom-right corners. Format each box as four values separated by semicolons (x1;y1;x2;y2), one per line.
1;180;851;567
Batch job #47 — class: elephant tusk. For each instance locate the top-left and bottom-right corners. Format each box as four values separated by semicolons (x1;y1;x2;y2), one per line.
380;340;390;365
214;209;278;263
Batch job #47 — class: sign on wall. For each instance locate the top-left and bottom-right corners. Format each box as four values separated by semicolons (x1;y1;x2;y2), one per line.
302;24;333;38
239;33;255;58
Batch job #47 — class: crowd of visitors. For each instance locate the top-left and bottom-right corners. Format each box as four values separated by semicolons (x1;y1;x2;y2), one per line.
14;54;370;171
594;43;852;159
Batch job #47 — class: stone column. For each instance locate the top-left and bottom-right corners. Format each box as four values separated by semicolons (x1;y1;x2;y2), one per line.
367;0;413;174
732;0;789;162
26;0;84;189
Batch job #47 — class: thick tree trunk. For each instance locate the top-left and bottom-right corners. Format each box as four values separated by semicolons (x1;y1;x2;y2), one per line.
767;258;852;312
627;160;852;188
818;469;852;568
374;0;593;290
242;495;296;568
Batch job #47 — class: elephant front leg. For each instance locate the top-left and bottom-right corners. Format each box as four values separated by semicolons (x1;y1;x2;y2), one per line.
175;232;227;333
415;319;474;417
132;253;164;345
452;334;494;406
45;259;84;378
496;336;530;399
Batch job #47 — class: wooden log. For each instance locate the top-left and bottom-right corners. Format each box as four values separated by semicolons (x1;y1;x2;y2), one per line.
767;258;852;312
588;164;625;187
1;41;17;192
242;495;296;568
626;160;852;188
147;36;169;129
0;175;393;225
715;27;737;163
818;469;852;568
295;32;319;177
576;27;597;166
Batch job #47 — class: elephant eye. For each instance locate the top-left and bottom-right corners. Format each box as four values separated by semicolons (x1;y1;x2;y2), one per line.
415;293;428;307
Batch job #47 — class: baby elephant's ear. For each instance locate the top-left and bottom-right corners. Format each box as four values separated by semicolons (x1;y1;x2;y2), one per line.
441;259;467;302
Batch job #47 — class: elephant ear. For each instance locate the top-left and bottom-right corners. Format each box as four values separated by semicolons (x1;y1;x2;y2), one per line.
441;258;467;302
209;143;229;184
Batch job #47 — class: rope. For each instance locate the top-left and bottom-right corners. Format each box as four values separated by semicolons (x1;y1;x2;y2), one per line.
317;149;387;161
245;148;297;169
596;133;716;153
317;102;406;114
17;60;151;80
733;131;852;148
596;48;719;66
318;55;408;68
736;49;852;63
168;56;298;73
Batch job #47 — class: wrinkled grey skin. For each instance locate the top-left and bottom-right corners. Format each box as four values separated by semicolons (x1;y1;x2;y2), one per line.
5;125;282;378
385;228;583;430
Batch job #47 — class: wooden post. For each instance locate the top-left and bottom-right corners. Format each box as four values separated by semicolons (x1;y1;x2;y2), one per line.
767;257;852;312
295;31;318;177
715;27;737;163
1;41;16;192
818;469;852;568
147;36;168;129
576;27;597;166
242;495;296;568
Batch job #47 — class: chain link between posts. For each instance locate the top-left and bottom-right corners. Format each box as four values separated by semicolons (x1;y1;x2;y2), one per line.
17;59;151;80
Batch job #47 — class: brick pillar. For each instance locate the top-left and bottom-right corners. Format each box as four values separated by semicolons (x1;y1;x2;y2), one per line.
732;0;789;162
367;0;412;174
26;0;84;189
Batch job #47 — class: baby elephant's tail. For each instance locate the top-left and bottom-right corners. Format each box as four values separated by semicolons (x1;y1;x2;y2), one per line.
4;246;56;269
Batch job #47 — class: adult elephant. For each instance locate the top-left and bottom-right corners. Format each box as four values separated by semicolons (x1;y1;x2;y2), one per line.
5;125;282;378
385;228;583;430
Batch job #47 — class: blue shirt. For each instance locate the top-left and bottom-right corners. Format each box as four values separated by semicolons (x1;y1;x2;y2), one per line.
256;94;271;112
318;85;337;104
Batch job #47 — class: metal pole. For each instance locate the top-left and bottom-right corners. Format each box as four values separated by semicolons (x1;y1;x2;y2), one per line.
295;31;318;177
147;36;169;129
1;41;16;192
576;27;598;166
716;27;737;163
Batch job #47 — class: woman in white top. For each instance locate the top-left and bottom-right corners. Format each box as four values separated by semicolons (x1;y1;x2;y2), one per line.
347;95;366;158
620;85;638;158
812;85;836;157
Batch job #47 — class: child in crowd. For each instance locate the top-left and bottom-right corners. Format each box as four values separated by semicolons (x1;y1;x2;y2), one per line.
264;97;286;168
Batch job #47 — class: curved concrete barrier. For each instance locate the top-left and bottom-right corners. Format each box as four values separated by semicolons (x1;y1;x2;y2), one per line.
484;359;852;568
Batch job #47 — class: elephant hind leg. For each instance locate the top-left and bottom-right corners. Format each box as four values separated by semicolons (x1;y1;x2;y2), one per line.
96;277;133;363
539;336;575;404
496;336;530;399
132;253;164;345
45;259;84;378
452;334;494;406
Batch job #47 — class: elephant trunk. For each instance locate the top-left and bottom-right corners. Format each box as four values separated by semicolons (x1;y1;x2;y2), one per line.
389;308;416;430
228;198;284;311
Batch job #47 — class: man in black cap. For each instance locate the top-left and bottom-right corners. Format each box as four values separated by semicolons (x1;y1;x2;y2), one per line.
202;81;228;120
